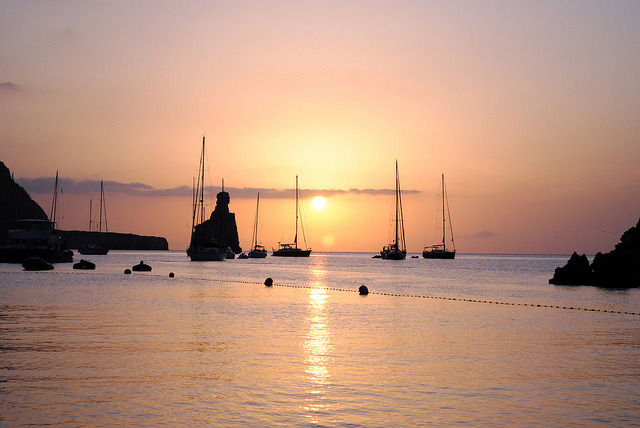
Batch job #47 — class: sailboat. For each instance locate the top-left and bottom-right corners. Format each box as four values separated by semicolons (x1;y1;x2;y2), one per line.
79;181;109;255
186;136;226;261
272;176;311;257
423;174;456;259
248;193;267;258
0;171;73;263
380;160;407;260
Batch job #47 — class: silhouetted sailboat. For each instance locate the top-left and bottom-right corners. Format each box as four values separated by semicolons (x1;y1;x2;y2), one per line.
381;160;406;260
423;174;456;259
79;181;109;255
187;136;226;261
248;193;267;258
273;176;311;257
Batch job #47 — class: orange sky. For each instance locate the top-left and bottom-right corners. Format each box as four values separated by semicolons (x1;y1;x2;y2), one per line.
2;1;640;254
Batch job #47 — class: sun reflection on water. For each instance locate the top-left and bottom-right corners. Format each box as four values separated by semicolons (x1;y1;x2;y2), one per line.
301;262;334;420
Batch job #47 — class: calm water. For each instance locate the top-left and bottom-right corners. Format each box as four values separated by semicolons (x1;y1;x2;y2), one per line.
1;252;639;426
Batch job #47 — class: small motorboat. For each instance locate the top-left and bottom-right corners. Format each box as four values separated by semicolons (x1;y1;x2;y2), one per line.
73;259;96;270
238;252;248;259
22;257;54;271
132;260;152;272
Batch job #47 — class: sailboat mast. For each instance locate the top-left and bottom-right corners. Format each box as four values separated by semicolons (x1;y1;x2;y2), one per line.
199;136;205;225
89;199;93;232
441;174;446;249
252;193;260;248
444;175;455;251
294;175;299;248
50;171;59;227
99;181;104;233
394;161;400;247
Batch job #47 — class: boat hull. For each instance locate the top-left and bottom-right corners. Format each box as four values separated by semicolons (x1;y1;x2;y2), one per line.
422;250;456;259
187;247;226;261
381;250;406;260
248;249;268;258
73;259;96;269
79;245;109;255
272;248;311;257
0;247;73;263
22;257;54;271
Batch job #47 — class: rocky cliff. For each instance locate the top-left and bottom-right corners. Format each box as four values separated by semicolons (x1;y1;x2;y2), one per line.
0;161;48;240
550;218;640;288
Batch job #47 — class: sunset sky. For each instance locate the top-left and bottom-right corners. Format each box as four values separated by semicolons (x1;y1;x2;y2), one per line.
2;1;639;254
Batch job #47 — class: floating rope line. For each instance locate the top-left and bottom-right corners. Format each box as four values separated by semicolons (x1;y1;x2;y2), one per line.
6;270;636;316
152;273;640;316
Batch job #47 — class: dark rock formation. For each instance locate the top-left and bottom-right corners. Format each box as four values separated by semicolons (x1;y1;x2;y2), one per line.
549;252;593;285
191;190;241;253
550;218;640;288
58;230;168;251
0;161;48;241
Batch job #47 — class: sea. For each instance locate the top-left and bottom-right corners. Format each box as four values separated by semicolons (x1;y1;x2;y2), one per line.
1;251;639;427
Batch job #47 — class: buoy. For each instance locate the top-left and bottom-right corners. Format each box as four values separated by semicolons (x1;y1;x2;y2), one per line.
124;269;131;274
169;272;174;278
358;285;369;295
132;260;152;272
264;278;273;287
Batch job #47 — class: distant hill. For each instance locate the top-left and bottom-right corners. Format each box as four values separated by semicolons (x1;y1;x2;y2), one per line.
58;230;168;251
1;160;168;250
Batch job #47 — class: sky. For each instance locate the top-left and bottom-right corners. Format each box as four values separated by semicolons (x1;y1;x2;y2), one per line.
2;0;639;254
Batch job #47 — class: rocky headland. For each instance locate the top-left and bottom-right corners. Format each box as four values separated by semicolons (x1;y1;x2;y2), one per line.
1;160;168;251
58;230;168;251
550;218;640;288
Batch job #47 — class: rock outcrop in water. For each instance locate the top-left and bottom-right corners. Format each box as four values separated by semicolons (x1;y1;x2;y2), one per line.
550;218;640;288
191;190;241;253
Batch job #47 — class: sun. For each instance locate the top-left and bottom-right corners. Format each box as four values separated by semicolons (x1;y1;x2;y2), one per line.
312;196;327;210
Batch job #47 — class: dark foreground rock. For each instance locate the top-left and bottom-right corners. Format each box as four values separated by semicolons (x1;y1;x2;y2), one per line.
59;230;168;251
550;218;640;288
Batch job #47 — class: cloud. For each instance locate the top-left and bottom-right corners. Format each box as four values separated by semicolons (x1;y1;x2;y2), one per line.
17;177;421;199
0;82;22;94
464;230;498;239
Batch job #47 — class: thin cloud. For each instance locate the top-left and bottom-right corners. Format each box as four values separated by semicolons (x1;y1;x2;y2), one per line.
17;177;421;199
0;82;22;94
464;230;498;239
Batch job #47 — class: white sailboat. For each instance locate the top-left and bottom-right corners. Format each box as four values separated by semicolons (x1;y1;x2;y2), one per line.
423;174;456;259
273;175;311;257
380;160;406;260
